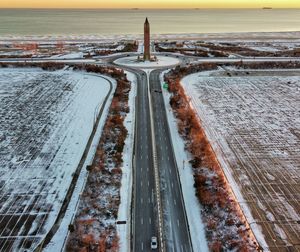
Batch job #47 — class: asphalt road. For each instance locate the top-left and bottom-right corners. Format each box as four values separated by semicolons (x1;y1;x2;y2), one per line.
2;53;300;65
149;70;193;252
131;69;159;252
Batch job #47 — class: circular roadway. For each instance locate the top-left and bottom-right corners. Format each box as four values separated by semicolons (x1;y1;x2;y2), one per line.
114;55;180;68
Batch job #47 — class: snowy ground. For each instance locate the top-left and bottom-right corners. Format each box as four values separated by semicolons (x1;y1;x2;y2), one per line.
160;72;209;252
0;68;111;251
182;70;300;251
114;56;180;68
116;71;136;252
50;52;84;59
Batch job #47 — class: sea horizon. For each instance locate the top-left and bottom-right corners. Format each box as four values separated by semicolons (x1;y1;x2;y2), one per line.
0;8;300;36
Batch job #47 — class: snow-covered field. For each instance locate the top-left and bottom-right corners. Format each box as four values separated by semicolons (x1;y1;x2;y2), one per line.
0;68;111;251
182;70;300;251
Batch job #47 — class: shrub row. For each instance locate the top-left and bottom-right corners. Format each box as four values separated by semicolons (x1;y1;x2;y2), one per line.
199;43;300;57
62;64;131;252
155;44;229;57
165;63;260;251
0;61;65;70
87;41;138;57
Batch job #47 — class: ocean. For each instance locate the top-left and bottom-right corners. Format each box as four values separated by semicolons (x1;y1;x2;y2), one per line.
0;8;300;36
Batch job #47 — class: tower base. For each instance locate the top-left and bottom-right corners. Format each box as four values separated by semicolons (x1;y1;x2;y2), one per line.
137;55;157;62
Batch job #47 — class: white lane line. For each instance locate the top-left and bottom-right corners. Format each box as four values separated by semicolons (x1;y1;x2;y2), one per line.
177;219;180;227
171;182;174;188
174;199;176;206
141;218;143;225
141;242;144;251
149;218;152;224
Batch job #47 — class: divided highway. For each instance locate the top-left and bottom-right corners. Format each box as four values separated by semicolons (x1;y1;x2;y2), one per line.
117;64;193;252
131;69;159;251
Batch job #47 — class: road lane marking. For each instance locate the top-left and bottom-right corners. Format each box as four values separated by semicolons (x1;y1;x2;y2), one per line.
147;72;165;252
141;242;144;251
141;218;143;225
177;219;180;227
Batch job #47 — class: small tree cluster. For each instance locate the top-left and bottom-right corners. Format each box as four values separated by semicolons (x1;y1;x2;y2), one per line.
89;41;138;57
198;42;300;57
0;61;65;70
231;60;300;69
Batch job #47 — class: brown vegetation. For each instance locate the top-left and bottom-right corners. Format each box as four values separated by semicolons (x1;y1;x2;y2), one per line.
89;41;138;57
65;64;131;252
0;61;65;70
199;42;300;57
156;41;300;58
165;63;260;251
231;60;300;69
155;43;229;57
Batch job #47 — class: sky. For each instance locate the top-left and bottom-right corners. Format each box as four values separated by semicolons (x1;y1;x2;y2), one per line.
0;0;299;8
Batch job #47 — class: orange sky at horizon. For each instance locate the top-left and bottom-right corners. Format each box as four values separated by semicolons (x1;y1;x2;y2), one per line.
0;0;300;8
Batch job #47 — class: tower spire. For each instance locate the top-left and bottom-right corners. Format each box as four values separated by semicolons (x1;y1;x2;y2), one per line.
144;17;150;61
